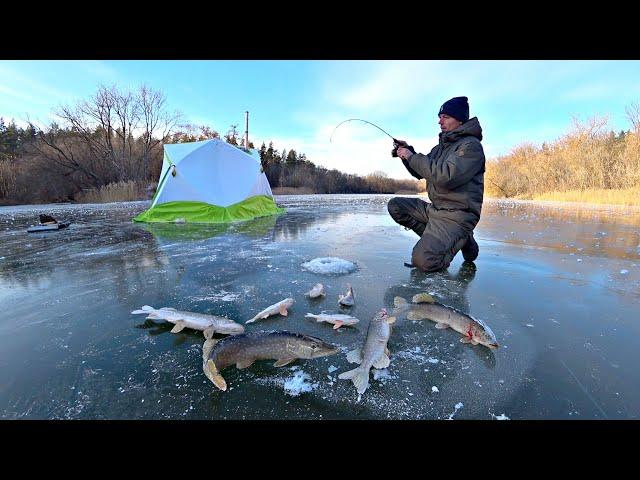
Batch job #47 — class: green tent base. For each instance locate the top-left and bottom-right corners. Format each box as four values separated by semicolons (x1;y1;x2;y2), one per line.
133;195;284;223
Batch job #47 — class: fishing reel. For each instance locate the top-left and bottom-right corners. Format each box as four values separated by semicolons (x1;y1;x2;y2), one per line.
391;139;415;158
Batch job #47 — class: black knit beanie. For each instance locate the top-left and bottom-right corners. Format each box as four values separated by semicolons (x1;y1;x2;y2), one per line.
438;96;469;123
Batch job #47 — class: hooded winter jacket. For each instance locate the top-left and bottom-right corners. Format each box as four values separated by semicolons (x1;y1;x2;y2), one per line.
402;117;485;220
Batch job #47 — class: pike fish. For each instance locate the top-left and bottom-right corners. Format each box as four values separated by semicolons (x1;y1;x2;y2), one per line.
338;284;355;307
131;305;245;337
305;312;360;329
392;296;499;349
202;331;339;391
305;283;326;298
338;308;395;395
246;298;295;324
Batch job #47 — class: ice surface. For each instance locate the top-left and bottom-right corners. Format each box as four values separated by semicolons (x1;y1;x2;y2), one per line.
2;196;640;420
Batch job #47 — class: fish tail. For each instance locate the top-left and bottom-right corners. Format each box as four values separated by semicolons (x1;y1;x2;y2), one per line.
204;359;227;391
131;305;155;314
338;366;369;394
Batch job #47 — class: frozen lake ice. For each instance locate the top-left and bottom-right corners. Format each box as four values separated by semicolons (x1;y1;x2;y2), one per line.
1;194;639;419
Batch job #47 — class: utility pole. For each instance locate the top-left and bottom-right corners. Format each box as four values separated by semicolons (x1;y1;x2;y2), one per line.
245;111;249;149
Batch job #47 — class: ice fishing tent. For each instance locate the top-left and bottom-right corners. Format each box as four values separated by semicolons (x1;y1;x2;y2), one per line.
134;139;283;223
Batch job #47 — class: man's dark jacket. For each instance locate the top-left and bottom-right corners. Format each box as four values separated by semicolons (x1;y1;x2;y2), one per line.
402;117;485;221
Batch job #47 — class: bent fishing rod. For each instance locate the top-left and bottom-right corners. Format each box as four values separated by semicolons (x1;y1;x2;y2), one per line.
330;118;402;146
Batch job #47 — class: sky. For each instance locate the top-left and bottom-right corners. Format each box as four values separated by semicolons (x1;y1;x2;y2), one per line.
1;60;640;180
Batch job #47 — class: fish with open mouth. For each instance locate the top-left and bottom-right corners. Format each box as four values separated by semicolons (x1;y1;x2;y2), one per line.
202;331;339;391
392;295;499;349
246;298;295;324
338;284;355;307
305;283;326;298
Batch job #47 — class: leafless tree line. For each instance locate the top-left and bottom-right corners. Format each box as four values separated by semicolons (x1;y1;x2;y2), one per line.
485;109;640;199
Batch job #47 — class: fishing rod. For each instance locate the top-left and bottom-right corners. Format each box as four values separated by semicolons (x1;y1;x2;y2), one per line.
330;118;401;145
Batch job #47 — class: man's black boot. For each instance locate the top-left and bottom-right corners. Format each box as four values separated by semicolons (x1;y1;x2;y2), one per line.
461;232;479;262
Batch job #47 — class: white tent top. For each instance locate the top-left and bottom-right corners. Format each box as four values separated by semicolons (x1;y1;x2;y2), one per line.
152;138;273;208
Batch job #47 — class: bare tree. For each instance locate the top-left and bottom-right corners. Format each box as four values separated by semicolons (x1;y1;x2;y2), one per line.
138;84;182;180
626;102;640;132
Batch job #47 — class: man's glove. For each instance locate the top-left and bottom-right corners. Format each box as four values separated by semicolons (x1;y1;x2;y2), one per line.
391;139;416;157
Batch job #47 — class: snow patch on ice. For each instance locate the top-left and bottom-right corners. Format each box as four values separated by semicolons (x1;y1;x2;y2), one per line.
373;369;396;382
446;402;464;420
328;365;338;373
191;290;240;302
431;386;439;393
301;257;357;275
283;370;318;397
492;413;510;420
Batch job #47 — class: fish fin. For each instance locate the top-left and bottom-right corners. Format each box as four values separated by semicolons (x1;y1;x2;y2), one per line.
279;304;289;316
471;340;479;345
204;360;227;391
386;316;396;325
338;367;369;394
202;338;219;360
131;305;155;314
236;358;255;369
373;352;390;369
305;313;316;318
203;327;215;340
333;321;344;330
245;316;258;324
273;357;297;367
407;311;423;321
170;321;187;333
394;296;408;307
460;337;472;343
384;346;390;356
412;293;436;304
435;322;449;329
346;348;363;364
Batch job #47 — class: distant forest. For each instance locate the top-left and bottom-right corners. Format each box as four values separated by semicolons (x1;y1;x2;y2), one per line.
0;84;424;206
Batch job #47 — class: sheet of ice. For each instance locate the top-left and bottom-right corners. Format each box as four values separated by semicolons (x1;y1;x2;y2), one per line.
301;257;357;275
283;370;318;397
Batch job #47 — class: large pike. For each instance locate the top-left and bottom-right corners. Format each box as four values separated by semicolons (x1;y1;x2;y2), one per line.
202;331;339;391
131;305;244;337
338;308;395;395
392;295;499;349
246;298;295;324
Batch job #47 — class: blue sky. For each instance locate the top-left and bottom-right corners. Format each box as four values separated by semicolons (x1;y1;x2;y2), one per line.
1;60;640;180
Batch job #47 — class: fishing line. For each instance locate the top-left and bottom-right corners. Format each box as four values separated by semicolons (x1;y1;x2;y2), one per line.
330;118;399;144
